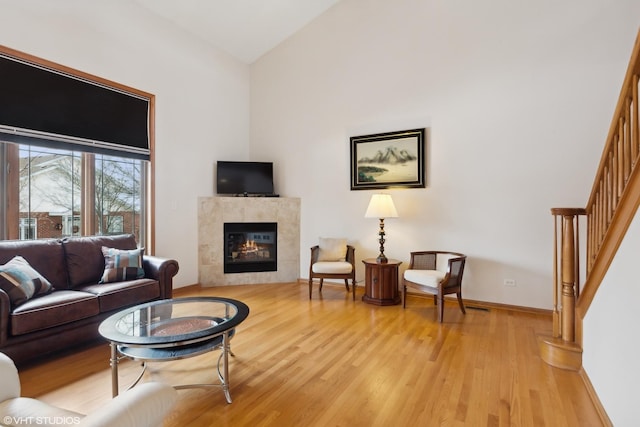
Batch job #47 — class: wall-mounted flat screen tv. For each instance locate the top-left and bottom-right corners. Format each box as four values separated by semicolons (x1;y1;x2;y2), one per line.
216;161;275;196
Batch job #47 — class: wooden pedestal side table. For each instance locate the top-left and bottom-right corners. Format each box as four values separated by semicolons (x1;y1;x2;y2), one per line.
362;258;402;306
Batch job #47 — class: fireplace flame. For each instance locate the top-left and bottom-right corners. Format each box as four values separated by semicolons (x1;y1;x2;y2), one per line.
242;240;258;252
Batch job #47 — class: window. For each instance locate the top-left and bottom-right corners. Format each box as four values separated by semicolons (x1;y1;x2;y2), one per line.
106;215;124;234
0;46;154;251
19;217;36;240
63;215;80;237
1;143;149;245
96;155;140;236
18;145;80;240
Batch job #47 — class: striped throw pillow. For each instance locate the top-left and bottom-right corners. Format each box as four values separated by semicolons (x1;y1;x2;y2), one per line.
99;247;145;284
0;256;53;307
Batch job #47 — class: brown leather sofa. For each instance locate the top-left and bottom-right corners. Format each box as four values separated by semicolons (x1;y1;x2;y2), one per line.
0;234;179;366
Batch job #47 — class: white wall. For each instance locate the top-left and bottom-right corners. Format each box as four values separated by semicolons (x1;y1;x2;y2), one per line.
583;209;640;426
1;0;638;419
1;0;637;308
0;0;251;287
250;0;640;309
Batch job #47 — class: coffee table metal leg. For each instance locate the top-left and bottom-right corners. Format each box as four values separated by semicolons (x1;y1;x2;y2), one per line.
215;331;232;403
109;342;119;397
114;333;236;403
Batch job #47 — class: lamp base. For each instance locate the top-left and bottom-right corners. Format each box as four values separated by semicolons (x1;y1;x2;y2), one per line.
375;218;389;264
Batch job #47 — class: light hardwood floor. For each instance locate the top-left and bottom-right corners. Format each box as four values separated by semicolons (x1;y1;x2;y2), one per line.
18;282;602;426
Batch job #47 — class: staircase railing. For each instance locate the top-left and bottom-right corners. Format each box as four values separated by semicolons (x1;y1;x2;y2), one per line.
540;29;640;371
580;29;640;322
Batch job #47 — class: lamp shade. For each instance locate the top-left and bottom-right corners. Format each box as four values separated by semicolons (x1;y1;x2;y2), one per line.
364;194;398;218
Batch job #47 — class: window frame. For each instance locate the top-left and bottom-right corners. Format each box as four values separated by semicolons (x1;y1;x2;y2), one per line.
0;45;155;252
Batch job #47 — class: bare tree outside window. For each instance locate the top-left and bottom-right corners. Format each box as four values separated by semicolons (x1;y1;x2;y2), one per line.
16;146;142;240
96;155;140;237
19;146;80;239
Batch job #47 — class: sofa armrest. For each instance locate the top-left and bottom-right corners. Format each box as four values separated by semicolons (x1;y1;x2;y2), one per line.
143;256;179;300
78;382;178;427
0;290;10;346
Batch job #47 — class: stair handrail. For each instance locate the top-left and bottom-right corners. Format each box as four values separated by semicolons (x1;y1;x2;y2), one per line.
578;29;640;326
541;29;640;373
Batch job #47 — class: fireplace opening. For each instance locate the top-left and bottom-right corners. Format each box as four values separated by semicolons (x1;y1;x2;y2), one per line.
224;222;277;273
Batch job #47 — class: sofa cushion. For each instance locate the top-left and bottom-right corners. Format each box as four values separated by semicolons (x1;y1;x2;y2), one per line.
99;247;145;284
0;239;68;290
78;278;160;312
10;290;99;336
62;235;138;288
0;256;53;308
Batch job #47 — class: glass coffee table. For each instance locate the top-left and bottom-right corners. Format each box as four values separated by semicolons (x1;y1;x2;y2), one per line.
98;296;250;403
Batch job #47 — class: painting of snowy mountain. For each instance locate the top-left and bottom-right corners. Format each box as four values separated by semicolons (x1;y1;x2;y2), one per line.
350;128;425;190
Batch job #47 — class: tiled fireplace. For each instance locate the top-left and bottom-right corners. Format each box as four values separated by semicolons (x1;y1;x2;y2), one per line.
198;197;300;286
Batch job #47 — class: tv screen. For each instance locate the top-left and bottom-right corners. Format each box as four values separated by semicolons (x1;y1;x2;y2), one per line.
216;161;274;195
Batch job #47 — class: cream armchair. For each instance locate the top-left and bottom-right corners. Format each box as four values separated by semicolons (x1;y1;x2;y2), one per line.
0;352;178;427
402;251;467;323
308;238;356;300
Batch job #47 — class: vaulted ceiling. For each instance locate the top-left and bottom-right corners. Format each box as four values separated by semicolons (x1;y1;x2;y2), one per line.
134;0;341;64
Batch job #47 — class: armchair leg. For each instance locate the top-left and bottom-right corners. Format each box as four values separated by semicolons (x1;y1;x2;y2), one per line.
308;278;313;299
457;292;466;314
437;293;444;323
344;279;350;292
351;279;356;301
402;285;407;308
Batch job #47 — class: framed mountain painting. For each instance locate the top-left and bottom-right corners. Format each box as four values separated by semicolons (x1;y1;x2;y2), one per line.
350;128;425;190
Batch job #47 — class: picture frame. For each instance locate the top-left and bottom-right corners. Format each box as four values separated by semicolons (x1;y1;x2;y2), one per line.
350;128;425;190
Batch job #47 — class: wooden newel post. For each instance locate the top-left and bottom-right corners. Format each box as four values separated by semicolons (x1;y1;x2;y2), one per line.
550;208;586;343
560;214;576;342
540;208;586;371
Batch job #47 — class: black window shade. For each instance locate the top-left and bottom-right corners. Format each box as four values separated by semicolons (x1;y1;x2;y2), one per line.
0;53;150;160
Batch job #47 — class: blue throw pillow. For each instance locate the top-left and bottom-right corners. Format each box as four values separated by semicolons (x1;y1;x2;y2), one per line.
99;246;145;284
0;256;53;307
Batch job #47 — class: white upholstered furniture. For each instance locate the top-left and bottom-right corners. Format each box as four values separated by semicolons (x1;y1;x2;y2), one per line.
0;352;178;427
402;251;467;323
308;238;356;300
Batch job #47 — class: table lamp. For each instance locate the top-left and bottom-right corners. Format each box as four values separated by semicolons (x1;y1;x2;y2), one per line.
364;194;398;263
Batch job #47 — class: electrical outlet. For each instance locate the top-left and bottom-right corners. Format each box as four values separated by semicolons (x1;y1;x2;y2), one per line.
504;279;516;287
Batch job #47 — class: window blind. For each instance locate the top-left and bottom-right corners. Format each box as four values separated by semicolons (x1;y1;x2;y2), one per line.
0;53;150;160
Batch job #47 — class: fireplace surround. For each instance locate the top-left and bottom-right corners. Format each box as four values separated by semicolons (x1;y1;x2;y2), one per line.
198;197;300;286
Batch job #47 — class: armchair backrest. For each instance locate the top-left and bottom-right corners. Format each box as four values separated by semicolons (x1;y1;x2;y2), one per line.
446;255;466;287
408;251;465;272
310;245;355;265
345;246;355;265
408;251;436;270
